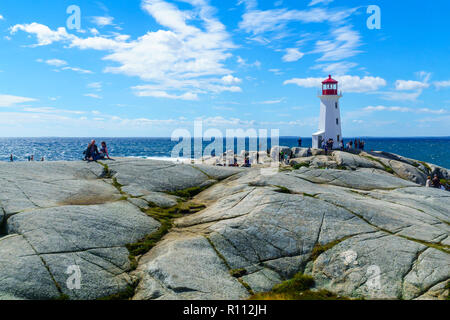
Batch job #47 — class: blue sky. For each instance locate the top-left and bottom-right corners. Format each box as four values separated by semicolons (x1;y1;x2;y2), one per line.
0;0;449;137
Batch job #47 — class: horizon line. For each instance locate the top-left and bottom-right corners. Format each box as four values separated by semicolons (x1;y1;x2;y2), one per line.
0;136;449;139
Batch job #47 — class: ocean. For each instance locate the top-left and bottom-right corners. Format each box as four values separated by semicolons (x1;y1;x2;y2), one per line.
0;137;449;169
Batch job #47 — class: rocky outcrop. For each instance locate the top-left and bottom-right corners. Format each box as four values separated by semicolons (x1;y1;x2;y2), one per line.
0;159;240;300
0;152;448;300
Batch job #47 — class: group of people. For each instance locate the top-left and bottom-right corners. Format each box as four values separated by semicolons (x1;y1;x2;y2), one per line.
426;175;448;191
9;154;44;162
320;138;366;153
83;140;111;161
321;138;336;154
346;139;365;150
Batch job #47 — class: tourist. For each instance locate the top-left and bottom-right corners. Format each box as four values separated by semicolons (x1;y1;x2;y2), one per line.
361;140;365;150
100;141;111;160
298;138;302;147
426;176;432;187
349;141;353;149
307;148;312;157
41;157;45;162
431;175;441;189
354;139;358;149
84;140;100;161
321;140;326;150
243;157;251;167
339;140;344;151
10;154;13;162
31;155;34;161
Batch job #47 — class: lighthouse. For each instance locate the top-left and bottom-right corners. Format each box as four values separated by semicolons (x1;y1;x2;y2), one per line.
312;75;342;149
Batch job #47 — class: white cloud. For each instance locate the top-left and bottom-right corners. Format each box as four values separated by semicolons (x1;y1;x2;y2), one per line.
133;87;199;101
395;80;429;91
0;14;4;20
91;16;115;27
254;98;285;104
381;90;423;102
363;105;448;115
0;94;36;107
313;26;361;62
10;23;72;46
62;66;93;74
309;0;334;6
199;116;256;127
10;1;239;100
39;59;68;67
269;69;283;75
312;61;357;75
284;75;386;93
237;0;258;10
282;48;304;62
236;56;261;68
221;75;242;84
87;82;102;91
22;107;85;115
84;93;102;99
90;28;100;35
434;80;450;89
239;6;357;36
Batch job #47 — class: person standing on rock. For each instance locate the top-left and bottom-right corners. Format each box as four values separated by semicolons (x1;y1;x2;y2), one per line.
10;154;13;162
298;138;302;147
426;176;432;187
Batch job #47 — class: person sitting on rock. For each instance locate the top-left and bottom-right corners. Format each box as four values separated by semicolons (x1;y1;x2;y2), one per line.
431;175;441;189
425;176;432;187
84;140;100;161
99;141;111;160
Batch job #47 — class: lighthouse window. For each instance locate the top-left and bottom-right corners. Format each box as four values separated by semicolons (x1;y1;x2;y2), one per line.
335;102;338;109
336;118;339;125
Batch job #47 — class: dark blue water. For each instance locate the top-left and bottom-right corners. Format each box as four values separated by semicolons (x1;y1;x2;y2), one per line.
0;137;449;169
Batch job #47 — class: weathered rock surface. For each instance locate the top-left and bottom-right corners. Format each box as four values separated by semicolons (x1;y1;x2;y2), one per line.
133;155;449;300
0;159;238;300
0;152;448;300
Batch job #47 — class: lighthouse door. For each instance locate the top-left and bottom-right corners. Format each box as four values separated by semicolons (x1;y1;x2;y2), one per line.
318;135;323;148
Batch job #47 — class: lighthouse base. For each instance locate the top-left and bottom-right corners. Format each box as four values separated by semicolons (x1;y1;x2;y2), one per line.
312;131;325;149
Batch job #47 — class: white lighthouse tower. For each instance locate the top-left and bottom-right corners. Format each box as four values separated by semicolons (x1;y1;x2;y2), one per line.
312;75;342;149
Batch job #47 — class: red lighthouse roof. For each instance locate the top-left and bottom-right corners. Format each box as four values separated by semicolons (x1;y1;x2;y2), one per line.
322;75;338;84
321;75;339;95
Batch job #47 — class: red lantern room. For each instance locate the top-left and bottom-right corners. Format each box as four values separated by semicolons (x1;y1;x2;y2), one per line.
322;75;338;95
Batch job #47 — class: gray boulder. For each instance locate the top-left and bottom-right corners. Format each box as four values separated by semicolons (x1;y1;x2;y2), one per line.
2;201;160;300
270;146;291;160
291;147;310;158
332;151;384;170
